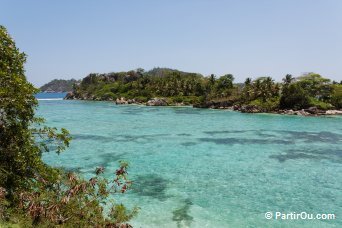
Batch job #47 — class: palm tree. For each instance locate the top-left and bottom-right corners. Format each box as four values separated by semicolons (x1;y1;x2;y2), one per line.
283;74;294;85
209;74;216;86
243;77;253;101
244;77;252;86
253;78;262;99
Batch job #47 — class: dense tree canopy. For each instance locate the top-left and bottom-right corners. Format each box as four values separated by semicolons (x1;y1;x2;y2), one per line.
0;25;70;193
67;67;340;112
0;25;136;227
280;83;310;109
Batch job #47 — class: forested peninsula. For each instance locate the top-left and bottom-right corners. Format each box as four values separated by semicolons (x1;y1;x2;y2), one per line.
65;68;342;116
40;79;79;92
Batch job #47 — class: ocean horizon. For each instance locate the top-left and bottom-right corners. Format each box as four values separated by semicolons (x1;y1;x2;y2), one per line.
35;92;67;100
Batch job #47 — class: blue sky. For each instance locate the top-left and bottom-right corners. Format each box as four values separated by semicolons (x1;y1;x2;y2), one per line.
1;0;342;86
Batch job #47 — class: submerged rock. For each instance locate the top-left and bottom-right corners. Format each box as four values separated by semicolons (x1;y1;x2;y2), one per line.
172;199;193;228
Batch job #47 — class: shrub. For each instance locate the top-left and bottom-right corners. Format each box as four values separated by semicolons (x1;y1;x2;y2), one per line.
1;163;137;227
331;85;342;109
134;96;149;103
308;98;333;110
101;92;116;100
279;83;310;110
249;97;279;112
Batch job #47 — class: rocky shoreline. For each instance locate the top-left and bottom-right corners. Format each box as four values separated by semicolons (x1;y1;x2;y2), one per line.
115;97;171;106
193;103;342;116
64;93;342;117
65;93;185;106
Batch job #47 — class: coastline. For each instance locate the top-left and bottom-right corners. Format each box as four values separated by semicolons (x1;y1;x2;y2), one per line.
64;95;342;117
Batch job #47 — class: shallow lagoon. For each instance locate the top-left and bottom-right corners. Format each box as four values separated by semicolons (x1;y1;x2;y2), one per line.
38;99;342;227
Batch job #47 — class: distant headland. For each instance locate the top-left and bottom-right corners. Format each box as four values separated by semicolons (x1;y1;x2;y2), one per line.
40;79;80;93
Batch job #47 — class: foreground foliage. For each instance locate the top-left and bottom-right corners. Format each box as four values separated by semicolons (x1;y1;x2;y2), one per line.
0;25;136;227
1;164;137;227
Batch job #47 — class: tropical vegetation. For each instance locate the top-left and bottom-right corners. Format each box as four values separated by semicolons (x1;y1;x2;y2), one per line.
0;25;136;227
67;68;342;112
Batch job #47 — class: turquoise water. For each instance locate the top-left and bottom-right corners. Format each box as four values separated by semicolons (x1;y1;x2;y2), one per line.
37;98;342;228
35;92;67;100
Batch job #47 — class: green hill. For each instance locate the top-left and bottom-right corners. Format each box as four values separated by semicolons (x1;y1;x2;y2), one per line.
40;79;78;92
